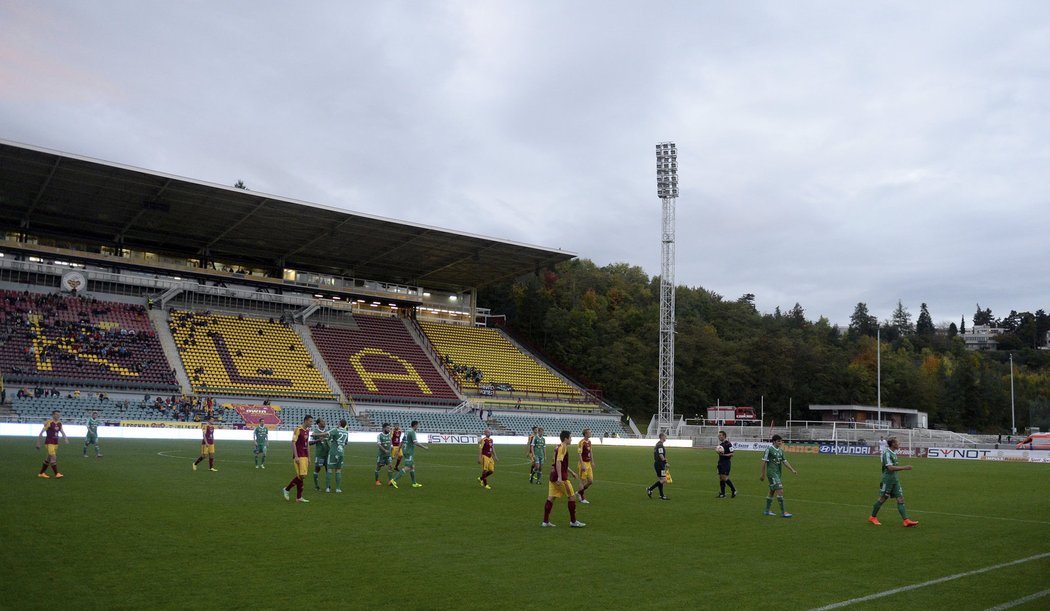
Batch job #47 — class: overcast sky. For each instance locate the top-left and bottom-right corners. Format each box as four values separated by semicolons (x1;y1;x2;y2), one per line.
2;1;1047;325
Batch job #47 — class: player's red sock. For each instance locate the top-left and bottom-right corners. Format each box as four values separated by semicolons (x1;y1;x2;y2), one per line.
295;477;304;499
193;456;203;466
395;458;402;470
208;457;214;469
579;489;586;500
51;463;59;474
40;462;49;474
543;500;553;522
568;500;577;522
285;478;296;491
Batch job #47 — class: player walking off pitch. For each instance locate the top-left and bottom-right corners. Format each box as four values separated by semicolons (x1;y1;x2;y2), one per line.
83;411;102;458
542;430;585;528
392;420;429;488
193;416;218;472
576;428;594;503
760;434;797;517
37;410;68;478
646;433;670;500
869;437;920;527
477;429;498;489
716;430;736;498
283;415;313;503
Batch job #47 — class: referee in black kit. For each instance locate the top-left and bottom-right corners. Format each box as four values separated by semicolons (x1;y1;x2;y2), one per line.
646;433;669;500
716;430;737;498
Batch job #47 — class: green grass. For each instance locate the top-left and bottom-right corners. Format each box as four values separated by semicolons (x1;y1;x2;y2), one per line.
2;439;1048;610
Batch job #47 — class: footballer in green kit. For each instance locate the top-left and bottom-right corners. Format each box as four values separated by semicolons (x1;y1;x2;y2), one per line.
869;437;920;527
253;422;269;468
530;427;546;484
83;411;102;458
391;420;429;488
311;418;331;490
375;423;394;487
760;434;798;517
325;419;350;493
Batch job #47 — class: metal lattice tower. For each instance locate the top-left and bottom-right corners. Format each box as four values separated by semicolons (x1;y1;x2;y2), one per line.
656;142;678;436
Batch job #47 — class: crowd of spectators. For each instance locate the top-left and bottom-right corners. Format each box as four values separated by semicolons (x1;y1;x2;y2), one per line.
444;354;484;384
0;290;176;384
144;393;226;422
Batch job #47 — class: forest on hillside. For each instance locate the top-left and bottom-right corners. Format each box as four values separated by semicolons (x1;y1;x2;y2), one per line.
480;259;1050;433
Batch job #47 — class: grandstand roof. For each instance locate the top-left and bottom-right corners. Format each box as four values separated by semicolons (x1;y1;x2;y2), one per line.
0;139;575;290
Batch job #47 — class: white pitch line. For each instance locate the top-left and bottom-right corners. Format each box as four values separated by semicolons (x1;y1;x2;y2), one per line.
811;551;1050;610
985;587;1050;610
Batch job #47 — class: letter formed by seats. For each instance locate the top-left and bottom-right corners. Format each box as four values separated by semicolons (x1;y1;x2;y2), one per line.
349;347;433;395
28;317;141;377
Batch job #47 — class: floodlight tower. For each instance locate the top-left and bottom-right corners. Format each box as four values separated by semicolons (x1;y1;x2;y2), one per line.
655;142;678;436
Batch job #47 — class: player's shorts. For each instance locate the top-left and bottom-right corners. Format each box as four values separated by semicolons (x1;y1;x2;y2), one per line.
200;443;215;456
254;443;267;455
533;455;544;467
402;454;415;468
579;462;593;480
392;445;403;459
767;474;783;492
85;433;98;445
654;462;666;478
548;480;576;498
46;443;58;458
717;461;731;476
314;454;328;468
327;453;344;469
481;455;495;472
376;452;392;466
293;457;310;477
880;479;903;498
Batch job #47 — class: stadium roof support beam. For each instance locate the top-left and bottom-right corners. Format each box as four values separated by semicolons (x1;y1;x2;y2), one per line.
356;228;431;269
202;198;270;251
115;178;173;243
279;215;357;261
416;243;499;282
20;157;61;228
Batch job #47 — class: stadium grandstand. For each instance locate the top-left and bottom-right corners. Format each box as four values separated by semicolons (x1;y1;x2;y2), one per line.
310;316;460;406
0;139;632;434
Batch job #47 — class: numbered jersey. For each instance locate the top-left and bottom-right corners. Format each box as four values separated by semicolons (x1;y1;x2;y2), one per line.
254;425;269;444
762;446;785;478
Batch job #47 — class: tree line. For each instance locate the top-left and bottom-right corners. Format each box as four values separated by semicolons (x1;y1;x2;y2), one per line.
480;259;1050;433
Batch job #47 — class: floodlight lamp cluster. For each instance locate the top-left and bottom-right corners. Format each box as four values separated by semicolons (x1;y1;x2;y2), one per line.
655;142;678;199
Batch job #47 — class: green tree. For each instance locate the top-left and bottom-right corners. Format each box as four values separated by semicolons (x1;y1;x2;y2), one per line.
974;304;994;327
916;303;935;336
848;302;878;338
891;300;913;337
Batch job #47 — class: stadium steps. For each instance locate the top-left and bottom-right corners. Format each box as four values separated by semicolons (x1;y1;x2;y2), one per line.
149;308;193;395
291;322;351;408
497;328;587;395
0;404;16;419
486;418;513;435
355;411;376;430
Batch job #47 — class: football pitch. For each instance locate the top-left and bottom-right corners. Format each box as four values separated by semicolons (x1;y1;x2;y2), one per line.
3;439;1048;610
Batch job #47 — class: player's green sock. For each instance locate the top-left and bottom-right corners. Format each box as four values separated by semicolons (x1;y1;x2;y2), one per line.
393;469;403;481
765;496;773;512
871;499;884;516
410;471;417;484
313;472;319;487
336;472;342;488
325;471;332;488
777;497;785;514
897;502;908;520
96;445;101;457
261;454;265;465
374;469;380;480
254;455;259;466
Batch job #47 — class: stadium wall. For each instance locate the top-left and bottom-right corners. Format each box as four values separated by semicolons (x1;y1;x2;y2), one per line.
0;423;692;447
